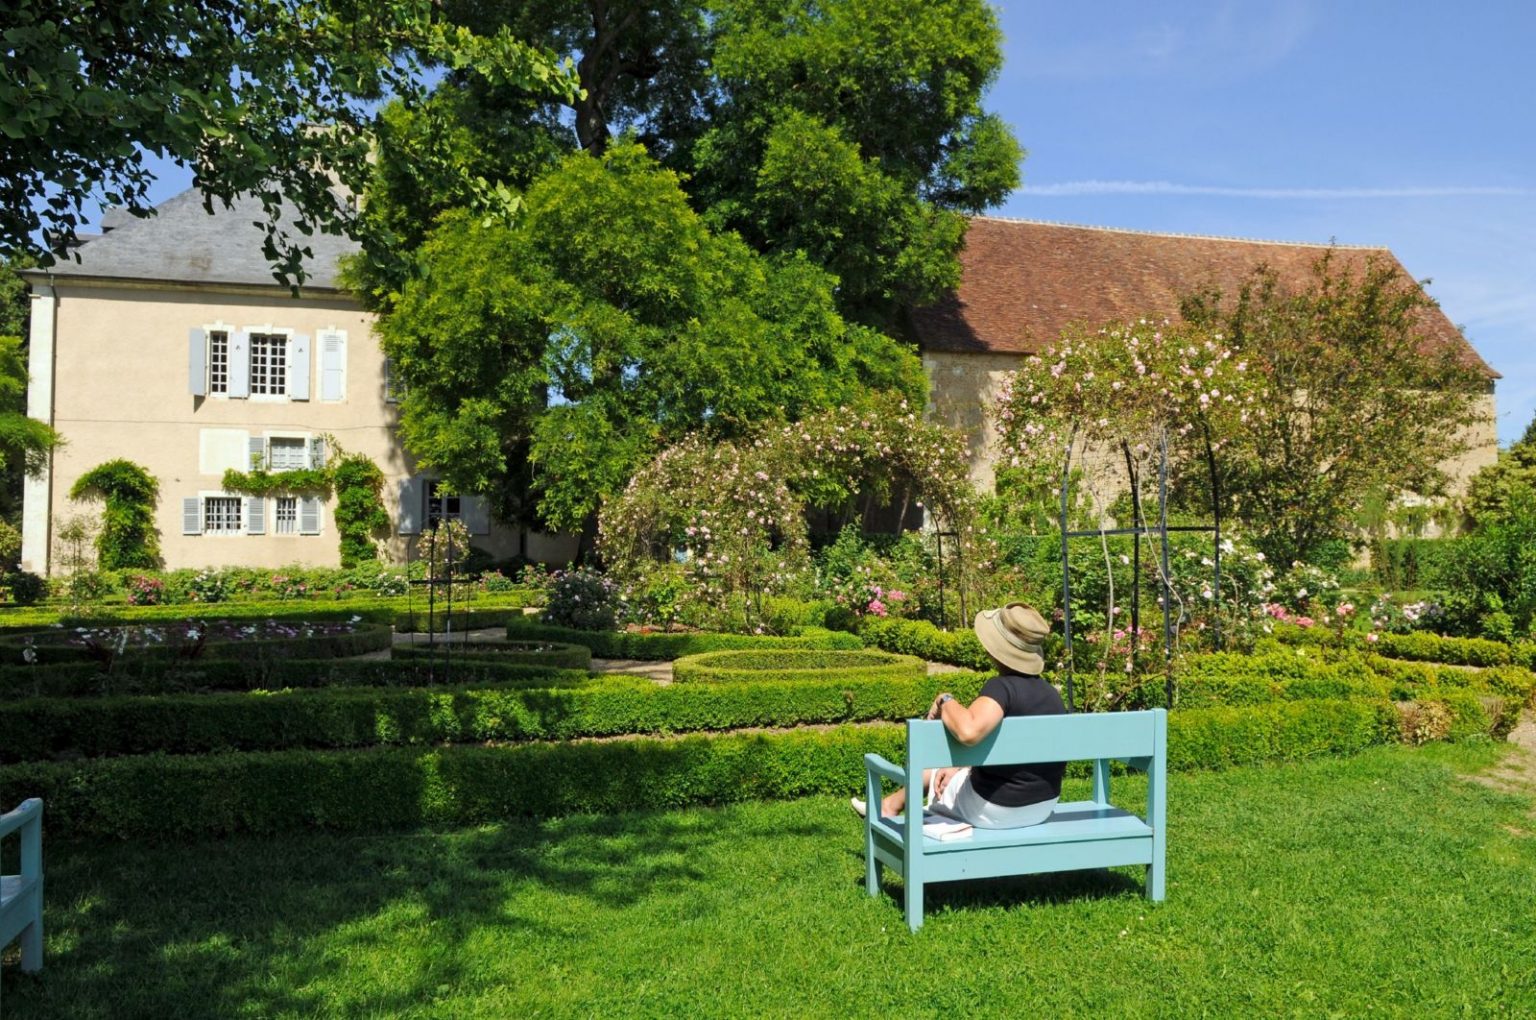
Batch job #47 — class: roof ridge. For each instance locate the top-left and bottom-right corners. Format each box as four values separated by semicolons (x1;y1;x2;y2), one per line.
969;215;1387;252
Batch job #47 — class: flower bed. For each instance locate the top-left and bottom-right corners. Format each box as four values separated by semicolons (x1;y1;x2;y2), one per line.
393;640;592;671
671;648;925;684
0;619;390;666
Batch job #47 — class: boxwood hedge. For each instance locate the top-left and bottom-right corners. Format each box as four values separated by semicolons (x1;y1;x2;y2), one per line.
1;695;1486;840
393;640;592;671
0;672;992;762
0;657;595;699
0;621;392;666
504;620;863;659
672;649;926;685
0;592;540;631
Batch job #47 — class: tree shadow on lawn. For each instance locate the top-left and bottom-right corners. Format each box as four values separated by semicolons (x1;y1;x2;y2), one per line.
1;806;840;1019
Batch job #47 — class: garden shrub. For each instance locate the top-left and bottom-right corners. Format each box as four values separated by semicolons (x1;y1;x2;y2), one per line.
1;695;1455;841
393;640;592;671
68;459;160;569
505;618;862;659
1372;632;1515;668
672;649;925;684
0;657;595;699
4;570;46;606
0;671;993;763
543;569;622;630
0;621;393;667
394;607;530;633
855;616;994;670
331;454;390;566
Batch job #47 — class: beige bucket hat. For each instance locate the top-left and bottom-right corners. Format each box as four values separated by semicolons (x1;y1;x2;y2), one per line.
973;602;1050;675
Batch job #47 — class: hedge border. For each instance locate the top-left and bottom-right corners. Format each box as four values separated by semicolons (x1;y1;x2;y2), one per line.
0;621;392;667
0;696;1490;841
393;640;592;671
0;592;542;631
672;649;926;684
505;620;864;660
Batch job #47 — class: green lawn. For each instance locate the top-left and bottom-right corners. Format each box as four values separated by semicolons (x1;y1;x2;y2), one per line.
4;743;1535;1018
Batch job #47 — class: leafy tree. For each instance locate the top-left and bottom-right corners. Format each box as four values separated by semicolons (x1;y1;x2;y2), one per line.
68;459;159;569
1;0;574;284
353;0;1020;322
1462;411;1536;530
1178;251;1488;565
378;143;926;535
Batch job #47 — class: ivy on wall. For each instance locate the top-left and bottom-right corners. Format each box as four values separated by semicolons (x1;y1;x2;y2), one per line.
221;440;389;567
69;459;160;569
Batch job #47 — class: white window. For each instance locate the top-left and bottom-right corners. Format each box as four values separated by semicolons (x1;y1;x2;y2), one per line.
203;496;243;535
208;330;229;394
250;332;288;396
426;481;461;527
275;496;299;534
268;437;308;470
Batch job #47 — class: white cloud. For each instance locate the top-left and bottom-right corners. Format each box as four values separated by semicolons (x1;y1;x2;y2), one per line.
1023;180;1535;200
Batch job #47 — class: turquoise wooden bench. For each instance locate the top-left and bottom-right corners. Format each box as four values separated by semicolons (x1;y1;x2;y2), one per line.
862;709;1166;931
0;798;43;977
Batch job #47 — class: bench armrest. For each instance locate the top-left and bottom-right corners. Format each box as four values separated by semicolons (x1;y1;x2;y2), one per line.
0;799;41;840
863;754;905;784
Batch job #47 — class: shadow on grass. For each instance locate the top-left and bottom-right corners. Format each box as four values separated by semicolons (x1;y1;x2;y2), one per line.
854;849;1146;922
2;806;839;1019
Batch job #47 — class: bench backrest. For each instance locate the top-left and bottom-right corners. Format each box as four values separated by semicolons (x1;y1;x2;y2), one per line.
907;709;1165;771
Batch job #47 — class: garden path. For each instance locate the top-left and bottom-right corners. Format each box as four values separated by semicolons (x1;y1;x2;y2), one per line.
1468;711;1536;824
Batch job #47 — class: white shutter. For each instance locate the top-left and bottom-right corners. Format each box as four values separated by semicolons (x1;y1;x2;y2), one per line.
228;330;250;398
188;328;207;397
299;497;322;535
310;436;327;469
396;477;423;535
182;497;202;535
288;333;311;400
246;497;266;535
248;435;267;470
461;495;491;535
319;330;346;401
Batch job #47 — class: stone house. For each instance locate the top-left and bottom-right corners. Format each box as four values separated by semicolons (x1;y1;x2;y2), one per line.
19;190;574;574
910;217;1500;504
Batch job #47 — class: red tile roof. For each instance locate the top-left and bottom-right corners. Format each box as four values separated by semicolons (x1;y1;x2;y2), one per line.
910;218;1498;378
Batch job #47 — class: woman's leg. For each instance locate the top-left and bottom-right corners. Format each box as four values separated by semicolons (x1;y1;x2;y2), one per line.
880;769;934;818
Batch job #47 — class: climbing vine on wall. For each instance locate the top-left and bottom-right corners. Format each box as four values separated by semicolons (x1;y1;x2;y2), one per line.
219;468;332;496
221;438;389;566
69;459;160;569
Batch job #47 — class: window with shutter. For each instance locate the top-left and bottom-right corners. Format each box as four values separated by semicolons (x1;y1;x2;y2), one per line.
310;436;327;469
182;497;201;535
248;435;267;470
249;333;287;396
189;328;207;397
246;497;266;535
268;437;307;470
275;496;298;534
203;497;243;535
228;331;251;398
320;331;346;401
299;497;322;535
397;477;423;535
288;333;311;401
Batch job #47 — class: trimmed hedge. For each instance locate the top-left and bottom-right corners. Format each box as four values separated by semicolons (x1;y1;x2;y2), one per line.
394;608;531;633
1371;631;1523;669
0;592;541;631
672;649;926;685
855;617;994;670
0;657;595;699
0;621;392;666
393;640;592;671
504;619;863;659
1;695;1487;840
0;672;992;763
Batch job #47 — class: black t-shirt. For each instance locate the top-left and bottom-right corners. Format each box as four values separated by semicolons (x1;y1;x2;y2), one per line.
967;674;1068;808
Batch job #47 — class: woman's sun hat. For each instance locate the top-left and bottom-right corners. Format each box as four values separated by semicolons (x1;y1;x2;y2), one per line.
973;602;1050;675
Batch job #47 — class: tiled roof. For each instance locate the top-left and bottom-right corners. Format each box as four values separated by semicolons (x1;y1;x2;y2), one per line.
27;188;359;292
911;217;1498;379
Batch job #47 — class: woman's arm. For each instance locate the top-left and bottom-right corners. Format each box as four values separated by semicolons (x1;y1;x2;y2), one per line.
928;692;1005;746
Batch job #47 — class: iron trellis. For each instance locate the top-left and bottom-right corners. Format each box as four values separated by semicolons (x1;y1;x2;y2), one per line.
1058;426;1225;712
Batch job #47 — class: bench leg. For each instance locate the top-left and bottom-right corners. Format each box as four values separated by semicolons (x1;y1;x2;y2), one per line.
1146;855;1166;902
20;915;42;973
904;879;924;932
865;830;881;897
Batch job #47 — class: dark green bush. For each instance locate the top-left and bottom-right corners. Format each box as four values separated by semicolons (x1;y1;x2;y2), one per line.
4;571;46;606
855;616;994;670
0;621;392;666
672;648;926;685
0;671;993;763
394;608;530;633
0;657;594;699
505;619;863;659
0;697;1433;840
393;640;592;671
1372;632;1516;668
69;459;160;569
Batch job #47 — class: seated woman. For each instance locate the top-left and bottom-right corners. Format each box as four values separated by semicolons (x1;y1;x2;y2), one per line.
852;603;1067;829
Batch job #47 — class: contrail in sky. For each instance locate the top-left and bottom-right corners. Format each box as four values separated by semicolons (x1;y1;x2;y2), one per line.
1025;180;1534;199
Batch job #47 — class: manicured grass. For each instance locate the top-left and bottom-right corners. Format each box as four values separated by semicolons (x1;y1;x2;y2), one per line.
4;743;1535;1017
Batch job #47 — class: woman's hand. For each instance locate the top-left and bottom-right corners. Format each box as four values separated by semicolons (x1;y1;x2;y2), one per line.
926;693;951;720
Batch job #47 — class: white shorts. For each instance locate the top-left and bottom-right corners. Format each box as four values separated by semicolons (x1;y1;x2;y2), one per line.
929;767;1057;829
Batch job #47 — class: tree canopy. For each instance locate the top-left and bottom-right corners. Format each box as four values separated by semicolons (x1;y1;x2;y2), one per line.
377;143;927;533
1;0;575;285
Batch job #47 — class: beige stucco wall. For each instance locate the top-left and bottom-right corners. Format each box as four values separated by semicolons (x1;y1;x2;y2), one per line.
924;350;1501;519
32;282;576;573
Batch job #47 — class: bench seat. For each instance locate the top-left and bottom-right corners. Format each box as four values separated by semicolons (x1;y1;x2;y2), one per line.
863;711;1166;930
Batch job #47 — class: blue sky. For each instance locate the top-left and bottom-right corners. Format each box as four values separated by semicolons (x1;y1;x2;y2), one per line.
86;1;1533;443
987;0;1535;445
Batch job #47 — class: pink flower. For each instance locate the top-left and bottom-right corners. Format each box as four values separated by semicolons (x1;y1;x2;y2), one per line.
1366;632;1379;643
867;599;888;617
1296;616;1315;629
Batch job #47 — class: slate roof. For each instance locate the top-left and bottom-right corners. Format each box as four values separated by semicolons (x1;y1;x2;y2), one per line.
29;188;360;292
911;217;1498;379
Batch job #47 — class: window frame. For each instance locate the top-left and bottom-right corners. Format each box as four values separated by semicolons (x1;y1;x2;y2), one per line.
244;325;293;401
425;480;462;528
274;495;299;535
200;493;244;536
201;321;237;399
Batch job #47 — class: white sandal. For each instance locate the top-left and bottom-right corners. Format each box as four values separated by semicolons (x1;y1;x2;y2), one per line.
850;797;867;819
